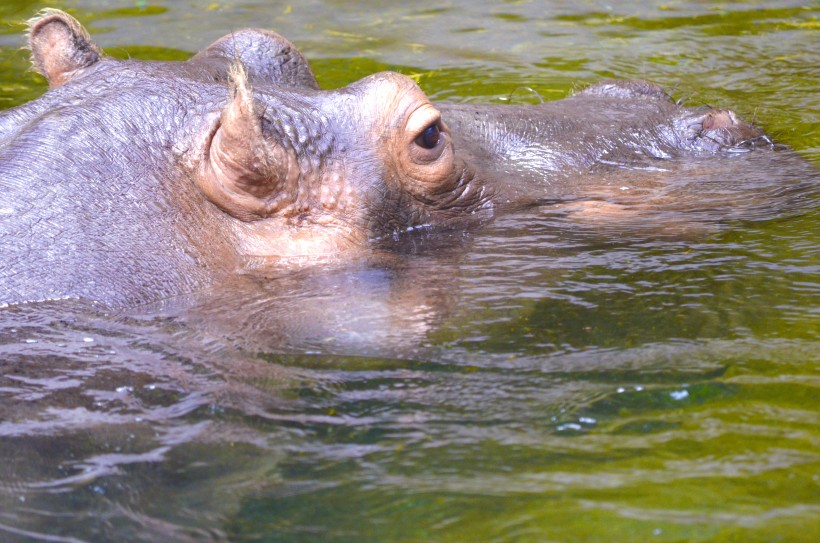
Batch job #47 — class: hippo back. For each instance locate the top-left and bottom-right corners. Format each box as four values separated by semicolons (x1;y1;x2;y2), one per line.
0;61;235;307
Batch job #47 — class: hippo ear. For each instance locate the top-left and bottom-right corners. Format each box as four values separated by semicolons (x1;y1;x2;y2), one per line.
27;9;102;89
197;62;294;220
192;29;319;90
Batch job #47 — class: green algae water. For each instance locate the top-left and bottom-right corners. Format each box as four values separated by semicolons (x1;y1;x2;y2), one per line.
0;1;818;542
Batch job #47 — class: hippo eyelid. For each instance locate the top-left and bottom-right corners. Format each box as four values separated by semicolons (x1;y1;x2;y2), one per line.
405;103;450;165
405;103;441;138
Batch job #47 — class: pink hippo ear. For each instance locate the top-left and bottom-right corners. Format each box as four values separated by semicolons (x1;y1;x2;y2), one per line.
27;9;102;89
197;63;298;221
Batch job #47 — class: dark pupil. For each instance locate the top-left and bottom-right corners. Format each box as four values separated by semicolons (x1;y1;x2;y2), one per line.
416;123;441;149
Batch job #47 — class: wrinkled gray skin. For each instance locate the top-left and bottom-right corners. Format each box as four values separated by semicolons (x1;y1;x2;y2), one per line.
0;10;813;307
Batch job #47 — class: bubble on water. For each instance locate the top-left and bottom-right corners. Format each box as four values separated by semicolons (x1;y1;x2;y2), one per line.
635;385;644;391
557;423;582;431
24;339;37;344
579;417;597;425
617;387;625;393
670;389;689;401
116;386;133;394
83;337;94;343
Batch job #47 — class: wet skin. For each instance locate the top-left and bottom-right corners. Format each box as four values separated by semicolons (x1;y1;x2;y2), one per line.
0;9;814;307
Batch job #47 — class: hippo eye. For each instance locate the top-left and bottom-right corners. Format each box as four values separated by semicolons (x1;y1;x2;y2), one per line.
415;122;441;149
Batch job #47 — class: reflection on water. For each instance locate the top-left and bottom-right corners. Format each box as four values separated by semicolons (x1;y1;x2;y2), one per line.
0;0;818;542
2;202;817;541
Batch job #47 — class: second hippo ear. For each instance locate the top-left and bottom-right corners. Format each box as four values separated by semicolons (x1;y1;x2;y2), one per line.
27;9;102;89
193;29;319;90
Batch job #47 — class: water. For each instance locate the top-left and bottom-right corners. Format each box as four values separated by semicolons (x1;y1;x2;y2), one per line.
1;1;818;541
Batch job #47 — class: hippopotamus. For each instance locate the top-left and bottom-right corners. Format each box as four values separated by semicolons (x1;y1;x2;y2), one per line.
0;9;813;307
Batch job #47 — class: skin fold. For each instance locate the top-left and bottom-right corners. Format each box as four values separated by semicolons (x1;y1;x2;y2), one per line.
0;9;814;307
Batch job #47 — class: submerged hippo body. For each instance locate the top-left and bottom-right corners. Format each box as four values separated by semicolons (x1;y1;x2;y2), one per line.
0;10;814;307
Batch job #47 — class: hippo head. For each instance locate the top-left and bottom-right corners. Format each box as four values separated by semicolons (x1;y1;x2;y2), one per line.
25;10;492;261
192;65;488;244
